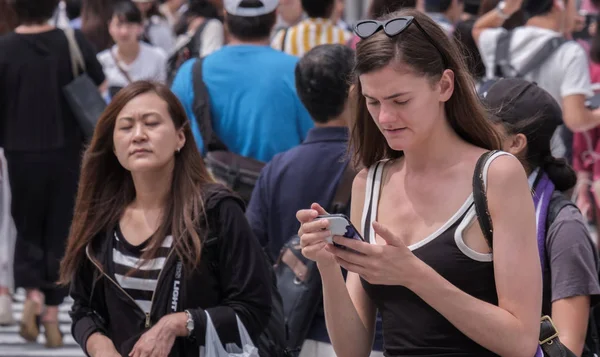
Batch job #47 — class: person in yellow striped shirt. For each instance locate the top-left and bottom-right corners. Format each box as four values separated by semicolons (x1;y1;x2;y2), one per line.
271;0;352;57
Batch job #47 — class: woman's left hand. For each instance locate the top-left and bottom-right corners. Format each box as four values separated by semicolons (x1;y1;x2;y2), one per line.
326;221;422;286
129;317;179;357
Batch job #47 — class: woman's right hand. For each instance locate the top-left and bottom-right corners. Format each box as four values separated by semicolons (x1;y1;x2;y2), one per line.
296;203;337;267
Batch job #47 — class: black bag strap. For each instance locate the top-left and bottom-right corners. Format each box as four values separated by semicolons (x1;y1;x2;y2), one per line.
495;31;567;78
494;30;514;78
190;19;210;57
329;163;356;214
280;28;289;51
472;150;500;250
191;58;228;153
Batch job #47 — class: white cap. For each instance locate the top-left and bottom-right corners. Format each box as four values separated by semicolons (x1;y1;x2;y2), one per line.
224;0;279;17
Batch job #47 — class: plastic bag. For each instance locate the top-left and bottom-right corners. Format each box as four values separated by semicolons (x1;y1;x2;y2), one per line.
0;148;16;292
200;311;259;357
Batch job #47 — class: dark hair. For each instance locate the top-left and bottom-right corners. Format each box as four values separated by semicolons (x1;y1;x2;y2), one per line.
486;82;576;191
301;0;334;18
174;0;220;35
591;14;600;64
59;81;214;284
295;44;355;124
136;0;162;19
112;0;143;24
453;19;485;79
82;0;121;52
351;9;502;168
8;0;59;24
479;0;526;29
65;0;82;20
0;0;18;35
368;0;417;18
225;1;276;41
523;0;556;17
425;0;453;13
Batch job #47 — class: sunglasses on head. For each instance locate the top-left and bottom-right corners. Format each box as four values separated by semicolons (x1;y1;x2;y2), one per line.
354;16;448;68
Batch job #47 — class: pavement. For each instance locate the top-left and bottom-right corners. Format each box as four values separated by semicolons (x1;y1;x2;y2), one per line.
0;289;84;357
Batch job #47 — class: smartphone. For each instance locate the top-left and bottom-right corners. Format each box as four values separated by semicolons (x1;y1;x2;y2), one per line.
314;214;365;249
586;93;600;109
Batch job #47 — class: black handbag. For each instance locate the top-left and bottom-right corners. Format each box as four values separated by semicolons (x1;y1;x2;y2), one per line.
473;151;577;357
274;163;356;354
62;28;107;141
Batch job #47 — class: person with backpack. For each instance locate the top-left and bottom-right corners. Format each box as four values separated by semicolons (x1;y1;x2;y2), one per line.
59;81;272;357
132;0;175;53
167;0;224;84
473;0;600;162
97;0;168;100
483;78;600;356
297;9;543;357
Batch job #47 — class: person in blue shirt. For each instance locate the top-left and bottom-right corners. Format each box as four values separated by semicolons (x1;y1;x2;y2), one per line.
171;0;313;162
246;43;384;357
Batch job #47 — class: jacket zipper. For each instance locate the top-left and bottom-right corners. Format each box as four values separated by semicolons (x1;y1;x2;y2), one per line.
85;244;176;329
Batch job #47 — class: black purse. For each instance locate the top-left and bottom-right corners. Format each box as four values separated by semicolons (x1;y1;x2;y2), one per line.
273;163;356;355
473;151;577;357
62;28;107;141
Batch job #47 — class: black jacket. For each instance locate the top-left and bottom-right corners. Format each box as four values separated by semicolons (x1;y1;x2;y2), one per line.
69;185;272;356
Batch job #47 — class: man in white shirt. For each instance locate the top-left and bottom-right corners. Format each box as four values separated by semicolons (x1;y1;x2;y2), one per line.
473;0;600;159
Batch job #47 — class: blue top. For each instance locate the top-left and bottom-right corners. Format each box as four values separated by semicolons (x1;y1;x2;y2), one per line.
246;126;384;350
170;45;313;162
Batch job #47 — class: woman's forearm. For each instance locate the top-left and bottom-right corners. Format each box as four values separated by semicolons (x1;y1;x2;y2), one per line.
319;263;373;357
407;263;539;357
86;332;118;357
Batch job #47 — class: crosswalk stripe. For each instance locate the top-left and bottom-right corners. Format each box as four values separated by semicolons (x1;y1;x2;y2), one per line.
0;289;84;357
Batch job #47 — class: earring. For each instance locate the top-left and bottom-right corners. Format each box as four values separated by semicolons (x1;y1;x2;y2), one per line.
177;147;181;153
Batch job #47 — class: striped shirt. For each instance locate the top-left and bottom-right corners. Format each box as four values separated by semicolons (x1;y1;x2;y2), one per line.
271;18;353;58
113;225;173;314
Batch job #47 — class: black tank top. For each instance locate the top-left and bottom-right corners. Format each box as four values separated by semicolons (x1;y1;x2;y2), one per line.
360;156;504;357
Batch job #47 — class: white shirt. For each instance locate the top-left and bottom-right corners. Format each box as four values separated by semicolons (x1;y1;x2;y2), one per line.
97;42;167;89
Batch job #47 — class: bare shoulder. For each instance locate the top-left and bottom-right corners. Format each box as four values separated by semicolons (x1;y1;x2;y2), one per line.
486;153;528;191
353;168;369;193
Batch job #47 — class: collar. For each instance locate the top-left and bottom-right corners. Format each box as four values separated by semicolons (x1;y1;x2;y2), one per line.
528;167;540;188
303;127;349;144
303;17;336;26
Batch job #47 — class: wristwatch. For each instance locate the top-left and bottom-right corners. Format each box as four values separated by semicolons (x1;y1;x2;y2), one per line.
496;1;511;20
184;310;194;337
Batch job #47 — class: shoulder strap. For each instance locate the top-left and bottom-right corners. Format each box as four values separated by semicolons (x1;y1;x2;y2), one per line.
472;150;500;249
518;37;567;77
329;162;356;214
280;28;289;51
191;20;210;57
109;50;133;84
63;28;86;78
545;191;577;231
191;58;227;153
494;30;514;78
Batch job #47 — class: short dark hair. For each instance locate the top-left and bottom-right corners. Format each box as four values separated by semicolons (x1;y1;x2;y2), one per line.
425;0;453;13
522;0;558;17
295;44;355;124
301;0;334;18
112;0;142;24
225;7;275;41
9;0;59;24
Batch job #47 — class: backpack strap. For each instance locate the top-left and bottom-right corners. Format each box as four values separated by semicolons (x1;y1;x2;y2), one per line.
280;28;289;52
329;163;356;214
545;191;577;231
472;150;502;249
190;19;210;58
494;30;514;78
518;37;567;77
191;59;228;153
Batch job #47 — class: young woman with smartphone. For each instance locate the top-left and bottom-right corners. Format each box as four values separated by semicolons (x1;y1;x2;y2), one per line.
297;9;542;357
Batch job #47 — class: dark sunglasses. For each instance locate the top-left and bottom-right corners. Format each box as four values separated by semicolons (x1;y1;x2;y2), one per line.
354;17;448;68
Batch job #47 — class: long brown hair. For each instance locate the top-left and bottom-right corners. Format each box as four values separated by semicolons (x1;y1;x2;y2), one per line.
0;0;18;35
59;81;214;284
350;9;501;168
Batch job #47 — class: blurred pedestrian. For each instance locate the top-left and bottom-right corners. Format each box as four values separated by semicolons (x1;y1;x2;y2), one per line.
0;0;105;347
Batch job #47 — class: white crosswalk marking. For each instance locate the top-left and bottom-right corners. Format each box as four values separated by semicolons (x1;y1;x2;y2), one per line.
0;289;84;357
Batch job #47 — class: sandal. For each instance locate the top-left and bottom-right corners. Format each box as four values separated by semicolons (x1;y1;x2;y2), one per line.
42;321;64;348
19;299;40;342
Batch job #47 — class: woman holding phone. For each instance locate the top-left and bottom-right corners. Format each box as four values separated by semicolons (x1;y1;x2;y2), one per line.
296;9;541;357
